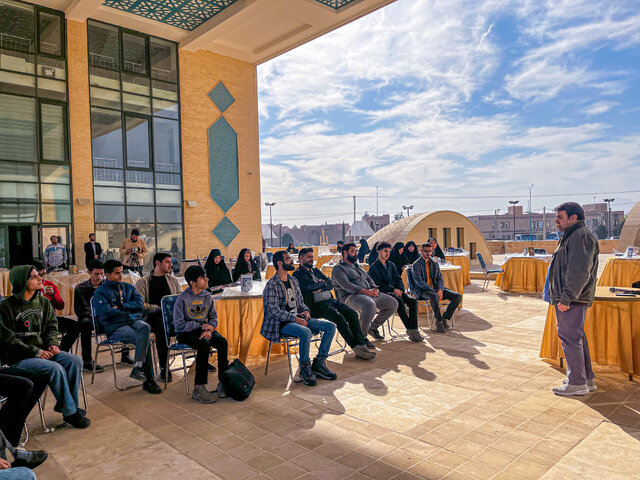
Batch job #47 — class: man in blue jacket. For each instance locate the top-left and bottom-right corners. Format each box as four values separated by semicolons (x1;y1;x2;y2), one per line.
411;242;461;333
93;260;161;394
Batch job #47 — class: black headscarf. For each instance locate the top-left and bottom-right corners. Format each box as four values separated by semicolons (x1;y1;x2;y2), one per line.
286;243;298;254
367;242;379;265
404;241;420;264
389;242;407;272
429;239;446;261
204;248;231;288
357;239;370;263
233;248;261;282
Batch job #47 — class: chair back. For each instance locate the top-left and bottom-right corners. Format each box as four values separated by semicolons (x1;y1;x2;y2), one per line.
161;294;180;347
89;297;106;336
533;248;547;255
476;252;487;271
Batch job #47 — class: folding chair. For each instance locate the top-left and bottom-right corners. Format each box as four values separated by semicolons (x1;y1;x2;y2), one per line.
37;372;88;433
161;295;213;395
264;333;324;383
90;298;154;390
476;252;504;292
406;267;455;333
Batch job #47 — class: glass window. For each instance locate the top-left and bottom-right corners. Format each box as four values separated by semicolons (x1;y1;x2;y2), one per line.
126;170;152;187
40;103;65;161
0;181;38;201
0;0;35;53
127;205;154;222
0;94;36;162
38;11;63;56
0;50;35;74
153;118;180;172
95;223;126;260
95;204;124;222
157;224;182;260
121;72;149;95
91;107;123;168
89;66;119;90
156;206;181;223
152;80;177;100
150;38;177;83
125;116;149;168
88;22;119;71
40;164;69;183
93;167;123;186
37;57;65;80
152;98;178;119
0;203;38;222
37;77;66;101
0;70;35;95
41;203;70;222
126;188;153;204
0;160;37;182
122;32;147;74
40;183;69;202
90;86;120;110
122;92;150;114
94;186;124;203
155;172;180;189
155;189;181;205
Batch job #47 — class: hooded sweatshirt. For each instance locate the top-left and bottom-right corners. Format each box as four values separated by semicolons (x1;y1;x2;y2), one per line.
173;286;218;333
0;265;59;364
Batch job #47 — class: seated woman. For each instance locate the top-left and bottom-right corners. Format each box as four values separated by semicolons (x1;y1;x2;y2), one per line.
232;248;262;282
389;242;407;272
286;243;299;254
404;241;420;264
204;249;232;292
428;237;446;261
357;239;370;263
366;242;379;265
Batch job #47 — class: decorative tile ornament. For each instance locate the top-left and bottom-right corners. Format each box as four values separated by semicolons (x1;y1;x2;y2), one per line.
208;82;235;114
208;116;239;212
313;0;359;8
102;0;238;31
212;216;240;247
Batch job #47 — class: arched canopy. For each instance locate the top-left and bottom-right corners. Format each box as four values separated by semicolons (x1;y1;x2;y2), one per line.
618;201;640;250
367;211;493;265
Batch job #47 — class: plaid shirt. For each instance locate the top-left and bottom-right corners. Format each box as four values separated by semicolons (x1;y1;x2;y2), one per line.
261;274;309;342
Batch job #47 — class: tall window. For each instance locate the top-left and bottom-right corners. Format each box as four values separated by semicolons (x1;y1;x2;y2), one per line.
87;20;183;269
0;0;69;267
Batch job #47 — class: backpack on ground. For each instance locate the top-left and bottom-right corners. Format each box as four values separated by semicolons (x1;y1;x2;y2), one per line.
221;359;255;401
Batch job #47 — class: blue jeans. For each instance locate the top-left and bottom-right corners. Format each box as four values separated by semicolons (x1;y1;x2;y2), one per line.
280;318;336;365
11;351;82;417
109;320;152;364
0;468;36;480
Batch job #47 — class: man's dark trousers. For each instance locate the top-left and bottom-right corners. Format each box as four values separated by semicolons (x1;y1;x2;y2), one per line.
419;288;461;323
388;293;418;330
556;303;594;385
310;299;365;348
0;371;48;445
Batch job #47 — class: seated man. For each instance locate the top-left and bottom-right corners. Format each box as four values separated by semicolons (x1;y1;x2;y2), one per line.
136;253;183;382
412;242;462;333
0;428;47;477
0;371;47;446
332;243;398;342
73;260;106;372
173;266;229;404
293;248;375;360
93;260;161;394
0;265;89;428
369;242;423;342
261;251;337;386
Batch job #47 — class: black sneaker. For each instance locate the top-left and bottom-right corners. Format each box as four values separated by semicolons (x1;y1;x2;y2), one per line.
364;339;376;349
368;327;384;341
121;355;135;366
217;382;228;398
311;358;337;381
435;322;446;333
443;318;453;330
207;362;217;372
83;361;104;373
143;380;162;394
160;368;173;382
63;412;91;428
12;449;48;469
130;366;146;381
299;362;317;386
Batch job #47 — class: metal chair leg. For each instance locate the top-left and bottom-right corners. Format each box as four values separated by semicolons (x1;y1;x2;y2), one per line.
284;339;297;382
91;343;100;384
18;424;28;448
264;341;272;375
181;351;190;396
37;396;54;433
164;354;169;390
80;373;88;411
110;346;126;391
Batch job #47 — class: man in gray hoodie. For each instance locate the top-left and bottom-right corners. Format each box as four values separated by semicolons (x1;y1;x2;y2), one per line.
173;265;228;404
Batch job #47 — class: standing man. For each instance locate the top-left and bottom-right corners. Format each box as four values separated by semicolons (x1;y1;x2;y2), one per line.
83;233;103;269
369;242;423;342
43;235;67;271
119;229;148;275
293;248;375;359
332;243;398;342
412;243;462;333
547;202;599;396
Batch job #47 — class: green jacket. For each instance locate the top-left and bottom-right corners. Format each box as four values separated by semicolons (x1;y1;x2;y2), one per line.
0;265;59;364
548;221;599;307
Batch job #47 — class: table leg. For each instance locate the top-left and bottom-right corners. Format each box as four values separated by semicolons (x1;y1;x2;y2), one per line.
560;358;563;369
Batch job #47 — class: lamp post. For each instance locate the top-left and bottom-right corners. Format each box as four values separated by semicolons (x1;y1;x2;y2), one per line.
603;198;614;238
264;202;276;248
509;200;519;240
528;184;534;241
494;209;501;239
402;205;414;217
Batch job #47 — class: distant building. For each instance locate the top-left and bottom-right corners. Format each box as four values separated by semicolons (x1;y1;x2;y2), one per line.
346;220;375;242
362;213;390;232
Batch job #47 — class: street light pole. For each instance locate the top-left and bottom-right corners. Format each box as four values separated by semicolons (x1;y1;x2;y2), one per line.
264;202;276;248
603;198;614;238
494;209;501;239
509;200;519;240
528;184;534;241
402;205;414;217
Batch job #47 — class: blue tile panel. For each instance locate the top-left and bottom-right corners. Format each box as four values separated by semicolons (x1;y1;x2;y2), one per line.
208;82;235;114
102;0;238;31
208;116;239;212
313;0;359;8
212;216;240;247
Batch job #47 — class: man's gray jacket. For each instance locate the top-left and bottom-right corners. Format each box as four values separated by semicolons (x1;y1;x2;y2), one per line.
331;260;377;303
411;257;445;295
548;220;599;307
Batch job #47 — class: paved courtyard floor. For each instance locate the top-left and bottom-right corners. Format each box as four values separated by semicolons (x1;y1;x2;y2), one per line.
29;277;640;479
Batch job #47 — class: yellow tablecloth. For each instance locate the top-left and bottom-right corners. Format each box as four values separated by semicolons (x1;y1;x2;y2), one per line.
315;254;338;270
495;256;551;293
540;287;640;376
597;257;640;287
401;265;464;308
445;255;470;286
0;271;10;297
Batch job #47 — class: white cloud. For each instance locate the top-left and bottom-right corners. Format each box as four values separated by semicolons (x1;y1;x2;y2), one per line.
581;101;618;116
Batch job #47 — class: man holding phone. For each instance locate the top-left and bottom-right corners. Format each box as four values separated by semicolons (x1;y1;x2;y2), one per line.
261;251;337;386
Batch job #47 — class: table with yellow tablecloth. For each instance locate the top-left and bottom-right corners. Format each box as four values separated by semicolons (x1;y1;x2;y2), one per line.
0;270;11;297
597;257;640;287
495;255;552;293
445;254;470;286
540;286;640;379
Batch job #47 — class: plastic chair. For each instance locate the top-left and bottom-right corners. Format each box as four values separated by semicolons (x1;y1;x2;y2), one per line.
161;294;210;395
476;252;504;292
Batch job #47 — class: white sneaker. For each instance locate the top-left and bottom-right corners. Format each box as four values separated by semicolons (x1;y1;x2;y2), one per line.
552;383;590;396
563;378;597;391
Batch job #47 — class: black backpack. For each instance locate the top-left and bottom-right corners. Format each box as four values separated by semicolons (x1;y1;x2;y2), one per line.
221;359;255;401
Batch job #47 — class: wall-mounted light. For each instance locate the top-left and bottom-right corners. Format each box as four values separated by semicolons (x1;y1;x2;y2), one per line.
186;200;198;207
76;198;91;205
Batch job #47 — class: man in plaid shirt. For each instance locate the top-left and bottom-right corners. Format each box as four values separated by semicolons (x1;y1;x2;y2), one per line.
261;250;337;386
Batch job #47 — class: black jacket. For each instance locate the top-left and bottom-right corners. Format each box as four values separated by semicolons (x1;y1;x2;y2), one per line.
84;241;103;267
73;278;102;321
292;265;334;307
232;259;261;282
368;260;404;294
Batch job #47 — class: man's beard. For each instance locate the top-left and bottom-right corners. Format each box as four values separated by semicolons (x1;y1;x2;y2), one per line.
347;254;358;263
303;260;314;269
283;263;296;271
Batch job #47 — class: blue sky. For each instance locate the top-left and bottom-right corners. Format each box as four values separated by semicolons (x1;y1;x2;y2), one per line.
257;0;640;226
